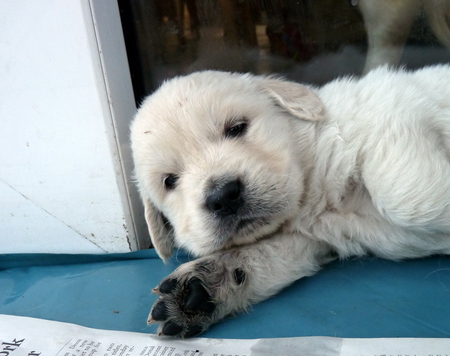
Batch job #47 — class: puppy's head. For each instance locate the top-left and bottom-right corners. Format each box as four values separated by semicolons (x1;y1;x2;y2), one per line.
131;71;323;261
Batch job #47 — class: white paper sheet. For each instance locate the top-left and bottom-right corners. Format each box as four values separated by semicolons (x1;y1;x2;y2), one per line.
0;314;449;356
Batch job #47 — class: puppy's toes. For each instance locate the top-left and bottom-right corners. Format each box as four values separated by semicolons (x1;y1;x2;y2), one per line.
148;275;218;337
183;277;216;314
148;300;168;323
147;256;249;338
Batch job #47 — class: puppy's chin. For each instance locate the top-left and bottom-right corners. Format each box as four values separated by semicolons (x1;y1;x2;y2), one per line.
178;213;290;257
224;217;287;248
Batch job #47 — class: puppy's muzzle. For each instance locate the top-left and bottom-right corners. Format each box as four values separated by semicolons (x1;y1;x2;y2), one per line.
206;179;243;217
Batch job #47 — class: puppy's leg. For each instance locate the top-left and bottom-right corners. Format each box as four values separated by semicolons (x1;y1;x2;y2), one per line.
358;0;421;73
148;235;332;337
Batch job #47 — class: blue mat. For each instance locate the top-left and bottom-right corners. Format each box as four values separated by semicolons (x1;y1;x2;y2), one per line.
1;250;449;338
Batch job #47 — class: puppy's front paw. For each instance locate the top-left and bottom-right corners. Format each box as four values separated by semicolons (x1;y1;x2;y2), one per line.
150;276;216;337
148;257;247;337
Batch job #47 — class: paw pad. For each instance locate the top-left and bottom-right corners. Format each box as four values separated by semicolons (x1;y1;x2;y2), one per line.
183;277;215;313
233;268;246;285
151;301;168;321
149;275;216;337
149;259;246;337
161;321;183;336
159;278;178;294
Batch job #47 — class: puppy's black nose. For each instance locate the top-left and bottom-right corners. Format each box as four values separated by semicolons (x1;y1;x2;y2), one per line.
206;180;243;217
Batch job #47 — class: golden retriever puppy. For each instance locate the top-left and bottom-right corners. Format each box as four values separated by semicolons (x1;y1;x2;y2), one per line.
131;65;450;337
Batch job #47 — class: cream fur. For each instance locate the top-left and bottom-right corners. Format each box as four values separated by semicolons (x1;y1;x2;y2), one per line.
131;65;450;337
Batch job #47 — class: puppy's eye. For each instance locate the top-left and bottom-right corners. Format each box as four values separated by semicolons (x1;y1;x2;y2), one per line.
226;122;247;138
164;174;179;190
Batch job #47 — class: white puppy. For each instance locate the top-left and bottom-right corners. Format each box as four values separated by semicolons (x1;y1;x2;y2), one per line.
131;65;450;337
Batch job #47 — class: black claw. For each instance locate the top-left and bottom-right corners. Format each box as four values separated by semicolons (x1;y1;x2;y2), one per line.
185;324;203;338
233;268;246;285
183;277;216;314
159;278;178;294
151;301;168;321
162;321;183;336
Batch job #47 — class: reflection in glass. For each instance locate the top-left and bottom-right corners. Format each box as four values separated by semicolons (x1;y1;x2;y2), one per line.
118;0;450;103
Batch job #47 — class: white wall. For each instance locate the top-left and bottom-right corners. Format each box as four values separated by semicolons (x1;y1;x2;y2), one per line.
0;0;147;253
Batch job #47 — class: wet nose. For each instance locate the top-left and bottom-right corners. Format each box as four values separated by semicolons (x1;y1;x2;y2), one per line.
206;180;243;217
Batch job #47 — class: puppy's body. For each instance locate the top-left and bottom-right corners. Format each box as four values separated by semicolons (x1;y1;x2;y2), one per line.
131;65;450;337
298;66;450;259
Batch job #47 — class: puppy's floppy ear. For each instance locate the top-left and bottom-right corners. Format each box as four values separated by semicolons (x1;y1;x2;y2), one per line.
260;77;323;121
143;199;174;262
